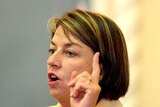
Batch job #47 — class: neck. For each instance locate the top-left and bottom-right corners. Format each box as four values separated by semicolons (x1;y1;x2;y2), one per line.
56;98;71;107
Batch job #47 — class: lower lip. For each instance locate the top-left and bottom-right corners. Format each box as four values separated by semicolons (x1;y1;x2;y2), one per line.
48;80;60;87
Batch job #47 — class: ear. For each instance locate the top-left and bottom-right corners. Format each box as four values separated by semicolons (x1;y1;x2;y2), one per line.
99;64;103;81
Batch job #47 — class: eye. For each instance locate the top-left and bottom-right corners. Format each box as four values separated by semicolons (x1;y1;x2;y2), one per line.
48;48;56;55
65;50;77;58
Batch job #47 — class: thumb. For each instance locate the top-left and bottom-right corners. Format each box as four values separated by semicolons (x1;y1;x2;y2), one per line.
68;71;78;87
71;71;78;80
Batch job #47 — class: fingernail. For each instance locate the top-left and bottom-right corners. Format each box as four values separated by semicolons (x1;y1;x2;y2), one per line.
70;91;78;98
73;91;78;97
70;92;73;97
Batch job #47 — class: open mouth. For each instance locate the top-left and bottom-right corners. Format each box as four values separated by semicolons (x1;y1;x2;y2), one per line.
48;73;59;82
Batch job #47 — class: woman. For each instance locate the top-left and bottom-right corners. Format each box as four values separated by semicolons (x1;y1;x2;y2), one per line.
47;9;129;107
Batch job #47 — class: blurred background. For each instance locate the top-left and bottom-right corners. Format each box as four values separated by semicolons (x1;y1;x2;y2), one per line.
0;0;160;107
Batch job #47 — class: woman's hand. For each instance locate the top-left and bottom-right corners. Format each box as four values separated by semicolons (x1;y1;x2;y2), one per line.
68;52;101;107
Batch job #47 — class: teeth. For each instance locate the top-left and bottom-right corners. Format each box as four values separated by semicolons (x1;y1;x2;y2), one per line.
50;75;58;81
51;75;56;78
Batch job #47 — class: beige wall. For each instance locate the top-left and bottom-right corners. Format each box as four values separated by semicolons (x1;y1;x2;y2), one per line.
78;0;160;106
138;0;160;107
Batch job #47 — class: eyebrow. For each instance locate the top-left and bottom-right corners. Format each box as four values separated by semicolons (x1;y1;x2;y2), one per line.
50;41;82;48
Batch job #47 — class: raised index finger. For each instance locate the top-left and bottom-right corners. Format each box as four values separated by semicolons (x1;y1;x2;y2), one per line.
92;52;100;83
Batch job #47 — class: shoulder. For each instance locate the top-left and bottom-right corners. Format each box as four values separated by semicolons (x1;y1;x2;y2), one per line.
49;103;61;107
48;105;57;107
96;99;123;107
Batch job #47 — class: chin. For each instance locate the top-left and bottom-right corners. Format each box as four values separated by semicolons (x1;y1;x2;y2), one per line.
50;89;66;98
49;88;59;97
49;88;69;99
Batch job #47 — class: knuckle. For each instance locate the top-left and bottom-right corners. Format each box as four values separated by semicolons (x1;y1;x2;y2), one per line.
83;71;89;76
93;85;101;93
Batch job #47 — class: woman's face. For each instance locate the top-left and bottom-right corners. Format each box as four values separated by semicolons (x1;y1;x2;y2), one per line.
47;26;94;101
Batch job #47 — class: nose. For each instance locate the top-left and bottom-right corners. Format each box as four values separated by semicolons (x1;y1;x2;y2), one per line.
47;52;62;69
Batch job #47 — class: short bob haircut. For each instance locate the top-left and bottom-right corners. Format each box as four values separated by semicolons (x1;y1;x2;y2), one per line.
48;9;129;101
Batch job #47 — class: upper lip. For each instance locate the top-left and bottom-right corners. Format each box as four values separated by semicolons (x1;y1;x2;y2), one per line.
48;72;60;81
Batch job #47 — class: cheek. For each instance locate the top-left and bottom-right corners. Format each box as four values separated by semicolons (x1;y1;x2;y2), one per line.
65;60;93;75
62;55;93;81
75;57;93;73
62;62;83;81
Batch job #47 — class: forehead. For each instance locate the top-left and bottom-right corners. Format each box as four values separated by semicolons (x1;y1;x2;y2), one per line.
50;26;84;47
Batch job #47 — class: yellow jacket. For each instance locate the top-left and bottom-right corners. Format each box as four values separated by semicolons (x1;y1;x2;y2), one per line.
49;99;123;107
